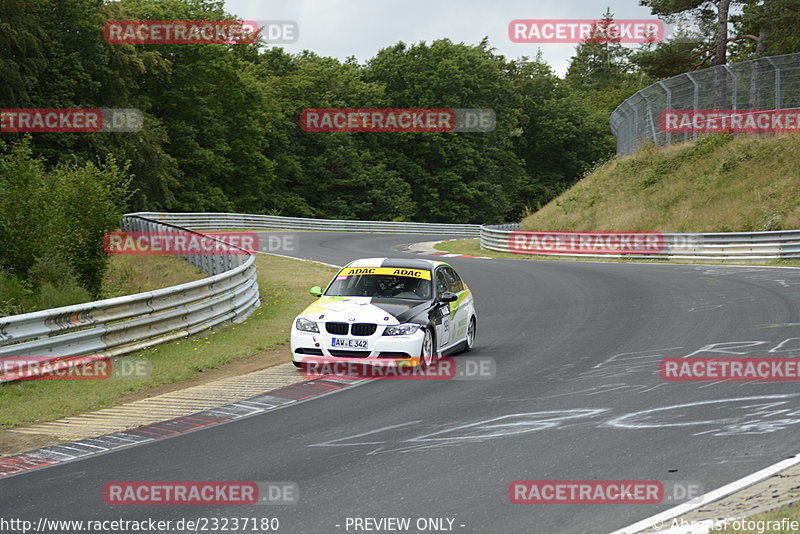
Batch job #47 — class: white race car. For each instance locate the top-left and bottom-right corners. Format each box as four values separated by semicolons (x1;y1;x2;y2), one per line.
291;258;477;367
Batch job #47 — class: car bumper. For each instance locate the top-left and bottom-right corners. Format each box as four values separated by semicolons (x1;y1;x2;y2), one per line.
290;326;425;367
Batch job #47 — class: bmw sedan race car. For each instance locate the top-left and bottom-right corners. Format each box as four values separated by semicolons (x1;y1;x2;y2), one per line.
291;258;476;368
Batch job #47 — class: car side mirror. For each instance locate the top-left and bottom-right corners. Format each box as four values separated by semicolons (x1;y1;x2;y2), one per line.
438;291;458;303
309;286;322;297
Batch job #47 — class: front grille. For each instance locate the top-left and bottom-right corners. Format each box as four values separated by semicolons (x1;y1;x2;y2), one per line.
378;352;412;359
329;350;370;357
295;348;323;355
351;323;377;336
325;322;349;335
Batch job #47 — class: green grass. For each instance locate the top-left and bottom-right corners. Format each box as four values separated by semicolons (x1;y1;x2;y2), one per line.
0;254;336;428
522;134;800;233
0;255;206;316
0;272;93;316
101;254;207;298
717;503;800;533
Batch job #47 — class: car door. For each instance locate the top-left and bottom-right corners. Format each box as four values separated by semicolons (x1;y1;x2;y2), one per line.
433;267;451;349
443;266;470;344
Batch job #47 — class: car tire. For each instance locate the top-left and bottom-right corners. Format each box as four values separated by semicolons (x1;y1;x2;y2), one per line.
292;361;305;368
463;316;476;353
419;327;435;368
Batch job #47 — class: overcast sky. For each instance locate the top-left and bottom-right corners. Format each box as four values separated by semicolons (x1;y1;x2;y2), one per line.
224;0;662;76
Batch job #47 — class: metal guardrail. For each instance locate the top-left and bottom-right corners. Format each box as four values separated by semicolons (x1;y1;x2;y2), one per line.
0;215;260;382
127;212;481;237
480;224;800;260
610;52;800;157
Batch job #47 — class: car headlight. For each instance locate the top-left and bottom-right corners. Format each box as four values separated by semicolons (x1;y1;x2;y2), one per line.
295;317;319;333
383;324;421;336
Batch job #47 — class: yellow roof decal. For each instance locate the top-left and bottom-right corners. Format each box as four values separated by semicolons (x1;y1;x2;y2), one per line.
338;267;431;280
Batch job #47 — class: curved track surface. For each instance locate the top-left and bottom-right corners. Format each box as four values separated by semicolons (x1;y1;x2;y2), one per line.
4;231;800;533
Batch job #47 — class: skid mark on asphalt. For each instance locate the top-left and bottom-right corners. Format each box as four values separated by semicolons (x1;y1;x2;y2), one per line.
525;337;800;403
307;336;800;454
308;395;800;455
694;265;800;288
309;410;610;455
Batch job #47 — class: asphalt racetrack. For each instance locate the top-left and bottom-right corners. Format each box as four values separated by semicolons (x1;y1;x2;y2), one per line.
4;230;800;533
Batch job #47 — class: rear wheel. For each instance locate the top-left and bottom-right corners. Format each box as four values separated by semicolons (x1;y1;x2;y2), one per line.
463;317;476;353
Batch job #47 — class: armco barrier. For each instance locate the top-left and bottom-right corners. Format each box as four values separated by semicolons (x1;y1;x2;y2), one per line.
127;212;481;237
480;224;800;260
0;215;260;382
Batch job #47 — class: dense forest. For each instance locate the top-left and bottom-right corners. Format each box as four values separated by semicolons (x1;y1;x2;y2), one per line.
1;0;799;304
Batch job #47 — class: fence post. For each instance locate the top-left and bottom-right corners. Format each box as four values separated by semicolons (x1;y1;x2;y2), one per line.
657;81;672;146
767;57;781;109
635;91;657;146
723;64;737;110
686;72;700;140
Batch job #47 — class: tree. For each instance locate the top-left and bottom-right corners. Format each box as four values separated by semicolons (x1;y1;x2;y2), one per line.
642;0;740;107
566;9;634;92
364;39;528;223
731;0;800;59
0;138;132;297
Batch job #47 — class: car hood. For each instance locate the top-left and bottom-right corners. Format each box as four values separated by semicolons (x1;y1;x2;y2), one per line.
300;296;429;325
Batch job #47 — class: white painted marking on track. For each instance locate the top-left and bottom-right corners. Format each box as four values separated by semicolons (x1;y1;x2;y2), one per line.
308;421;422;447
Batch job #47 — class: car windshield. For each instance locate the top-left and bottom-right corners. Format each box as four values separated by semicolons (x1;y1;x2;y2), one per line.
325;271;432;300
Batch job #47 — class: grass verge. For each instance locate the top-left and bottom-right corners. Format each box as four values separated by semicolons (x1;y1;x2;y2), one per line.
0;254;336;428
718;503;800;533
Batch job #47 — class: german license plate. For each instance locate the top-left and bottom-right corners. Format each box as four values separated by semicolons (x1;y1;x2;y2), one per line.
332;338;368;349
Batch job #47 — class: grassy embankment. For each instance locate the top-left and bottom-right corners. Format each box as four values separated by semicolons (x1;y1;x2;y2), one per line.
437;134;800;260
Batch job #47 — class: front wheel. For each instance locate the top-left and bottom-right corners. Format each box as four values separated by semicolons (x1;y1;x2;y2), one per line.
419;328;435;368
292;360;305;368
463;317;476;353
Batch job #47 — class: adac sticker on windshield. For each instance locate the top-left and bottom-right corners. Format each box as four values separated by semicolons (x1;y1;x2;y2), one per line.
339;267;432;280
